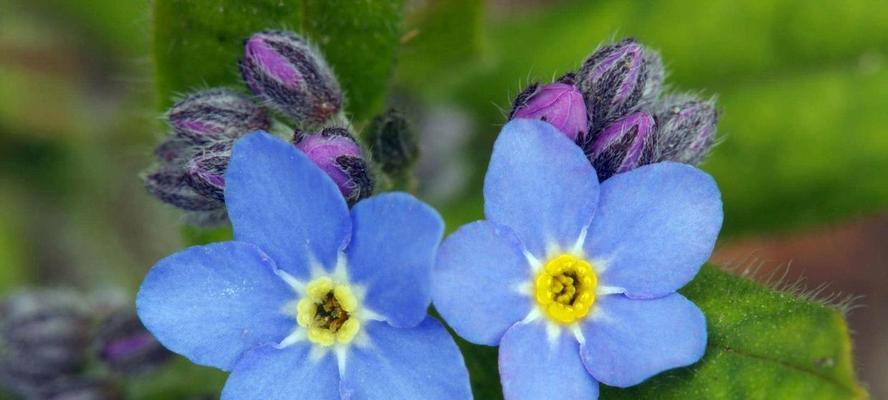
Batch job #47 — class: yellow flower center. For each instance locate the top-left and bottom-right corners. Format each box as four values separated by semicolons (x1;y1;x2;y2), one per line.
534;254;597;324
296;277;361;347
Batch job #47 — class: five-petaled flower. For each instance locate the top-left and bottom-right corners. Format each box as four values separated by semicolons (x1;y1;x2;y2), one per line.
136;132;471;400
432;119;723;399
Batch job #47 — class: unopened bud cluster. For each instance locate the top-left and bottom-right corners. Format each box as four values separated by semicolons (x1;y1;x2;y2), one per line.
143;90;261;226
509;38;718;180
143;30;386;223
0;290;169;398
365;109;420;180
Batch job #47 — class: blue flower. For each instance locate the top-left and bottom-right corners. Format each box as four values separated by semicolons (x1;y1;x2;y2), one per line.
432;119;722;399
137;132;471;400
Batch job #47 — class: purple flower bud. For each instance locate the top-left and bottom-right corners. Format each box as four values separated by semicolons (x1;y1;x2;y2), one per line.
153;138;192;163
293;128;374;205
365;109;419;176
167;89;269;144
584;111;657;181
184;147;231;203
0;291;92;382
144;136;234;226
510;74;589;142
654;94;718;165
578;38;664;130
95;311;171;375
143;169;225;212
241;30;342;128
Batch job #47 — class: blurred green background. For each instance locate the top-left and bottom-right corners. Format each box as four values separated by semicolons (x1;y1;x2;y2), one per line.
1;0;885;397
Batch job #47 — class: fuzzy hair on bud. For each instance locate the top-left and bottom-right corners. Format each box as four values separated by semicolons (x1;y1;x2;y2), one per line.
144;121;237;226
365;109;419;176
653;94;718;165
584;111;657;181
143;169;225;212
241;30;343;128
184;147;231;203
166;89;269;144
578;38;664;131
510;73;589;142
293;128;374;205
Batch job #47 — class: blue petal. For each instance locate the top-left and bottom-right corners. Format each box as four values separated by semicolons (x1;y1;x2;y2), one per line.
433;221;532;345
340;319;472;400
221;342;339;400
579;293;707;387
484;119;599;258
225;132;351;279
136;242;293;371
346;193;444;328
499;320;600;400
584;162;722;298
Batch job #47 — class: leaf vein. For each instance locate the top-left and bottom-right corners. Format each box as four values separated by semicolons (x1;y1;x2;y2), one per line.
709;343;861;396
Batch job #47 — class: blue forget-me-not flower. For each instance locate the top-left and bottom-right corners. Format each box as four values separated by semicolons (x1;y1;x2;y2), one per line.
137;132;471;400
433;119;723;399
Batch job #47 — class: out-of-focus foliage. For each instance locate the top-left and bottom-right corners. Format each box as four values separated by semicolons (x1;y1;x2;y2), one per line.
0;0;172;294
154;0;405;120
0;193;27;292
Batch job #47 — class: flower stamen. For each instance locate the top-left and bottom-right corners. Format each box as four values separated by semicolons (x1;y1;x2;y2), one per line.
297;277;361;347
534;254;597;324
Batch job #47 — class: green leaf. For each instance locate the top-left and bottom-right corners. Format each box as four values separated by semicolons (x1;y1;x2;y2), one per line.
153;0;405;120
395;0;485;96
459;264;867;399
301;0;406;121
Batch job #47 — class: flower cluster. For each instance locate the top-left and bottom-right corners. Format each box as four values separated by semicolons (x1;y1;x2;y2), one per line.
365;109;419;180
510;38;718;181
136;32;724;400
143;30;376;225
0;290;170;398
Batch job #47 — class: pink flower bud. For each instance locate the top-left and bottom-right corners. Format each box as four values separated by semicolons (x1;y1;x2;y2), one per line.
293;128;373;205
578;39;663;131
166;89;268;143
584;111;657;180
241;30;342;128
510;76;588;142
